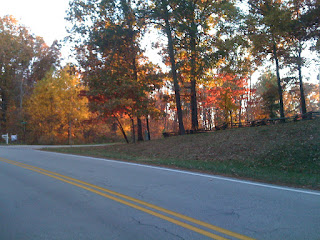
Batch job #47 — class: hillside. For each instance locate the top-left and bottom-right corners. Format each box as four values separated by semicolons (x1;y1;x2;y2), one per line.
49;118;320;189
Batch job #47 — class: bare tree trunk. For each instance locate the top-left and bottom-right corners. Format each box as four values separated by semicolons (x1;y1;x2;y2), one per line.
246;74;252;122
131;117;135;143
164;104;168;130
163;2;185;135
114;116;129;144
1;91;7;132
146;116;151;140
273;42;285;121
239;98;242;127
208;108;212;130
122;0;144;139
137;117;143;141
297;42;307;116
202;107;207;129
190;17;198;131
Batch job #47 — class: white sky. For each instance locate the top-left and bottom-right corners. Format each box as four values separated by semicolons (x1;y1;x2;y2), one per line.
0;0;69;45
0;0;161;66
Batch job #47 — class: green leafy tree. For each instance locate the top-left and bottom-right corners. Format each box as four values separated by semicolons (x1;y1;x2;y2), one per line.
285;0;319;116
294;0;319;40
246;0;292;120
255;71;279;118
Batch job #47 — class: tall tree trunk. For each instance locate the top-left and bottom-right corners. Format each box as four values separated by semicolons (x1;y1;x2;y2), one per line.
122;0;144;139
273;42;285;121
202;107;207;129
137;117;144;141
297;42;307;116
238;98;242;127
131;116;135;143
1;90;7;131
163;2;185;135
146;116;151;140
114;116;129;144
246;74;252;122
190;18;198;131
208;108;212;130
164;104;168;130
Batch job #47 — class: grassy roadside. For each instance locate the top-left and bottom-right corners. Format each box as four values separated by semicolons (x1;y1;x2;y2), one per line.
45;118;320;190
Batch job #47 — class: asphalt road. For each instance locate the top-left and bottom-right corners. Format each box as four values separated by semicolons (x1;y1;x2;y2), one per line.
0;145;319;240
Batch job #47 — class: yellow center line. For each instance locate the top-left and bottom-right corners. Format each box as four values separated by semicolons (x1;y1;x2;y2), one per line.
0;158;255;240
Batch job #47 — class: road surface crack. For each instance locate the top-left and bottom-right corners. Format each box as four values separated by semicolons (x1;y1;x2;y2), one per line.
131;217;185;240
245;226;292;234
137;185;150;199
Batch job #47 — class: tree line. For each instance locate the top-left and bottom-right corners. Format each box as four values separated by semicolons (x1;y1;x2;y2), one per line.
0;0;319;144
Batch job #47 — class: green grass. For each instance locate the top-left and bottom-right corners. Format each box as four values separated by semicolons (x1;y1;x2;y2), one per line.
45;118;320;190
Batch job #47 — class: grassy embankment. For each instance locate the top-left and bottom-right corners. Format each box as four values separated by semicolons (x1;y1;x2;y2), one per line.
46;118;320;190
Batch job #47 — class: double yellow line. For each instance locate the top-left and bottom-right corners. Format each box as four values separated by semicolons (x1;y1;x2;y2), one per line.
0;157;254;240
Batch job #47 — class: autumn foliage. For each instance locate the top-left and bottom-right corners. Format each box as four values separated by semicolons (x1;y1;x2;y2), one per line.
202;74;248;126
25;67;89;144
1;0;319;144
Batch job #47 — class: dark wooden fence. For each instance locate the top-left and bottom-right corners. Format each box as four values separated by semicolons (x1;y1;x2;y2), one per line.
163;111;320;137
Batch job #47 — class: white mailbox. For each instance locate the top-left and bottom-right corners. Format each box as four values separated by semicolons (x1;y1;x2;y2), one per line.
1;133;9;144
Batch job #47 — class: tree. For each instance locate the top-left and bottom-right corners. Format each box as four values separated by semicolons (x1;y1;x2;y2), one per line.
146;0;186;134
0;15;60;133
147;0;246;131
254;71;280;118
25;67;89;144
246;0;292;120
294;0;319;40
204;73;247;126
285;0;320;116
284;81;320;115
175;0;245;130
67;0;163;142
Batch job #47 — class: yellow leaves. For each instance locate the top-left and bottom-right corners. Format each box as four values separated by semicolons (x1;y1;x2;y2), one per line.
25;66;89;143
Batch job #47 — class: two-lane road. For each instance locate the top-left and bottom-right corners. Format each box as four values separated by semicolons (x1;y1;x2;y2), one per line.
0;146;319;239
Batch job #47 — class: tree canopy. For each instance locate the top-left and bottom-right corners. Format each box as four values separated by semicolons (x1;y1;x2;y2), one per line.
1;0;319;143
25;66;89;144
0;15;60;134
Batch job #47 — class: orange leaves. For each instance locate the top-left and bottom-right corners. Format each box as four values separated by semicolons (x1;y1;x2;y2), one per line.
200;73;248;122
